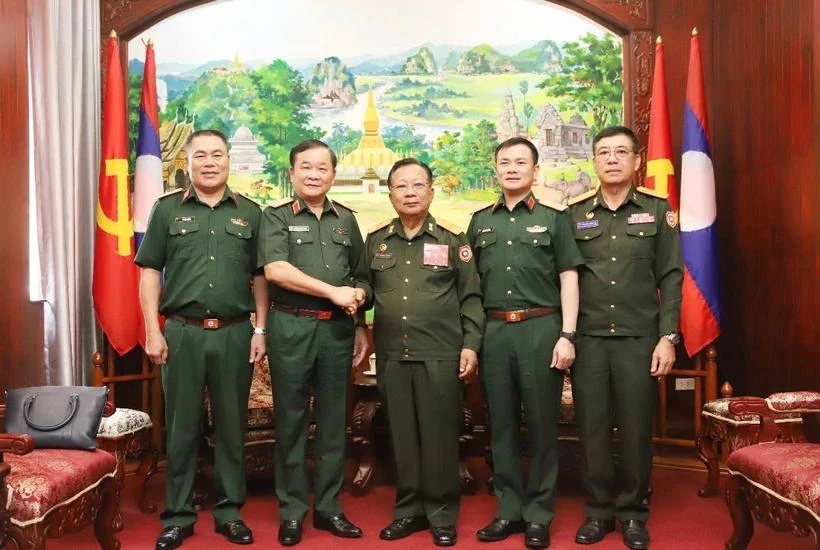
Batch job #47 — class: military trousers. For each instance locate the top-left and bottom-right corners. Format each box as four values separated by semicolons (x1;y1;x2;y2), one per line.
160;317;254;528
266;311;354;521
571;335;657;521
378;358;462;526
480;313;564;524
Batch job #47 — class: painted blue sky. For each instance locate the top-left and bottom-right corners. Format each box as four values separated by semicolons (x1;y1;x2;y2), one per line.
129;0;610;66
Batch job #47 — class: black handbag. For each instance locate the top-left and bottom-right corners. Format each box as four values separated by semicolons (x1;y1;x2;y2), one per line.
4;386;109;450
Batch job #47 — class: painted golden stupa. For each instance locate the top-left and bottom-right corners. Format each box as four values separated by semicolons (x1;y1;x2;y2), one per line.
337;90;401;182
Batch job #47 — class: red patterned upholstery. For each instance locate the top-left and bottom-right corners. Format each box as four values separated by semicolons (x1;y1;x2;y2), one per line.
727;443;820;519
5;449;117;524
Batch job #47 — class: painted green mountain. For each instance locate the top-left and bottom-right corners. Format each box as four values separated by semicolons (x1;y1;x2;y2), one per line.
510;40;563;72
401;46;438;75
307;56;357;106
456;44;513;74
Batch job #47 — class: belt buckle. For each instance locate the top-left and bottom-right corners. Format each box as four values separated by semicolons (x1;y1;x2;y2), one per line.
505;311;522;323
317;311;332;320
203;318;220;329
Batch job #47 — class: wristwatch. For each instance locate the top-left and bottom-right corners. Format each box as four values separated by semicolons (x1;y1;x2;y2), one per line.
559;331;578;344
253;326;267;336
663;332;680;345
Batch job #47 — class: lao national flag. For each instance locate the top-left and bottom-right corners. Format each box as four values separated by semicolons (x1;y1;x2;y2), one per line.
680;30;721;357
92;32;141;356
133;41;163;251
645;37;677;211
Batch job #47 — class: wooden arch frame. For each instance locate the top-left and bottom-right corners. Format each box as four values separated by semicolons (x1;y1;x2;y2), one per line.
101;0;655;148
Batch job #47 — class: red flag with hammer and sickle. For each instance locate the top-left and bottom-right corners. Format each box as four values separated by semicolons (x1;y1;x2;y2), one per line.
92;32;142;356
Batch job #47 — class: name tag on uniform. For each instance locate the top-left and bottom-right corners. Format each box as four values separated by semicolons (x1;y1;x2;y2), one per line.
627;213;655;224
576;220;600;230
288;225;310;232
423;243;449;267
526;225;548;233
175;216;194;222
477;227;493;235
231;217;248;227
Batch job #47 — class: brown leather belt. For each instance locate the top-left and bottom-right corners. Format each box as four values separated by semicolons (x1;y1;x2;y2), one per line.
270;302;345;321
486;307;559;323
169;315;248;330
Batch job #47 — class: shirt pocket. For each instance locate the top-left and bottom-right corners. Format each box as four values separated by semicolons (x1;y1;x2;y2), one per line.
625;223;657;259
288;231;314;268
371;256;398;292
518;228;553;269
573;224;604;260
168;219;199;258
224;222;252;263
331;232;353;271
418;263;454;293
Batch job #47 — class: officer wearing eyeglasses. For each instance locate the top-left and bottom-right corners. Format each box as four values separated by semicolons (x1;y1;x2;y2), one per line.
568;126;683;550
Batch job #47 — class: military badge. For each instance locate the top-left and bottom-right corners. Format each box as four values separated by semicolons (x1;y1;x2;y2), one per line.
585;211;595;220
291;201;302;215
477;227;494;235
458;244;473;263
230;217;248;227
665;211;678;228
526;225;548;233
378;243;388;253
576;220;600;230
526;196;536;210
423;243;449;267
334;227;349;235
627;213;655;224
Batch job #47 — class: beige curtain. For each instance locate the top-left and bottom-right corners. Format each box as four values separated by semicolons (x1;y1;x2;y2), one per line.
27;0;101;384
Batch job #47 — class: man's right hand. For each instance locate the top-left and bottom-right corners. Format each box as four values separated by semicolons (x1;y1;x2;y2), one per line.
145;331;168;365
329;286;360;313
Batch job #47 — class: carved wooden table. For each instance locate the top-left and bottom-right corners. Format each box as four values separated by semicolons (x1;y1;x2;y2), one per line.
349;370;476;496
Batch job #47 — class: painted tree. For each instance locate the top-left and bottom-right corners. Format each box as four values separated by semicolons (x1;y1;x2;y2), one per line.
431;131;462;191
383;124;431;164
537;33;623;132
458;121;497;190
325;123;362;157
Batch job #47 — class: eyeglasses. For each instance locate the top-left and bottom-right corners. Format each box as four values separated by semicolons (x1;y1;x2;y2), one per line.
594;148;634;160
390;182;430;194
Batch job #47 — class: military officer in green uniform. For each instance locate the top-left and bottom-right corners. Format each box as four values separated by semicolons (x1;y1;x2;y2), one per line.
365;159;484;547
137;129;268;549
257;140;370;546
469;137;585;549
568;126;682;550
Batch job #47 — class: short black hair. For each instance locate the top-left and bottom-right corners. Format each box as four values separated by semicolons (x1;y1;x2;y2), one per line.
387;158;433;188
495;137;538;164
289;139;338;169
592;125;641;153
184;129;229;155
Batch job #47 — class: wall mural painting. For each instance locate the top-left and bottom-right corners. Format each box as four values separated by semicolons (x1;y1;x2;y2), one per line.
129;0;623;230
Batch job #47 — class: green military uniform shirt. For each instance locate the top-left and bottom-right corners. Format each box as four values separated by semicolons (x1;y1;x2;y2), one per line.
365;214;484;361
257;196;369;309
467;192;585;308
134;185;262;318
568;185;683;336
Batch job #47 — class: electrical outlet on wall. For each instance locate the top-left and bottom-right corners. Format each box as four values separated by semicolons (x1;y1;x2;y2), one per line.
675;378;695;391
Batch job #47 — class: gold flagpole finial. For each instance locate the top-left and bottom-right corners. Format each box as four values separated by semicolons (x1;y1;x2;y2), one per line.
109;29;117;38
692;27;699;37
656;35;663;45
147;38;154;47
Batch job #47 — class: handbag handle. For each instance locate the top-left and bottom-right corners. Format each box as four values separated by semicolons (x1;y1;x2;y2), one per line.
23;393;80;431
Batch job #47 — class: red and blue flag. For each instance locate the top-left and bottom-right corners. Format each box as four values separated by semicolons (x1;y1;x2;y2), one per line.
679;29;721;357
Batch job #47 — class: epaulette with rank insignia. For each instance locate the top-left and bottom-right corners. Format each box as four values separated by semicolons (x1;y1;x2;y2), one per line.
435;217;464;235
270;197;295;208
331;199;357;213
537;198;567;212
568;187;597;206
636;186;668;199
158;188;184;200
368;217;393;234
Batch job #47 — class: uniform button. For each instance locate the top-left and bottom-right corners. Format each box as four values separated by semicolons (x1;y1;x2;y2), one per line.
403;296;407;300
506;266;511;271
532;239;538;244
407;242;412;246
403;334;408;339
611;257;616;261
507;240;512;245
611;281;616;285
296;238;302;244
610;323;616;328
584;236;590;239
180;229;186;234
433;266;438;270
612;213;617;217
406;260;411;264
208;283;214;288
506;290;512;295
325;265;330;269
610;328;616;333
610;304;615;309
402;316;407;320
404;278;409;283
481;240;486;245
639;231;644;236
210;230;215;235
321;242;326;246
404;348;409;353
206;309;211;314
510;217;516;222
404;354;410;359
611;235;616;239
209;255;215;261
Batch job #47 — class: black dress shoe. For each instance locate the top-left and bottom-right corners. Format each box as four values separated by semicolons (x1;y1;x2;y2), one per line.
575;517;615;544
379;516;430;540
621;519;650;550
476;518;526;541
524;522;550;549
278;520;303;546
431;525;457;547
155;525;194;550
312;512;363;538
215;520;253;545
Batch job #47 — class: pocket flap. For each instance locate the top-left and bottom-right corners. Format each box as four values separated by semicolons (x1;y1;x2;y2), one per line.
371;256;397;271
225;222;252;239
475;233;497;248
169;219;199;236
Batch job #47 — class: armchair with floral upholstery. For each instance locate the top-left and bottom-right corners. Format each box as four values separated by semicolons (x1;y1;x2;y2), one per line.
724;390;820;549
